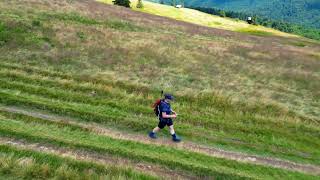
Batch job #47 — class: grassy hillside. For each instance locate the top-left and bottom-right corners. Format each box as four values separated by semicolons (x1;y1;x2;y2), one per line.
0;0;320;179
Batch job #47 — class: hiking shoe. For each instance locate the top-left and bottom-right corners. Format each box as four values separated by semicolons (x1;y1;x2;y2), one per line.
172;134;181;142
149;132;157;139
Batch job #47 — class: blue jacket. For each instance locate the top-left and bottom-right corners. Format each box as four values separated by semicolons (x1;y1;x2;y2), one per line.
159;100;172;119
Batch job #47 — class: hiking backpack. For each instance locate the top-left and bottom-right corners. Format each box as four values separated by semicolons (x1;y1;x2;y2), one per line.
152;99;163;117
152;90;164;117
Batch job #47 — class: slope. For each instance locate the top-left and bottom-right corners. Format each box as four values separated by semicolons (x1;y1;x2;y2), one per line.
0;0;320;179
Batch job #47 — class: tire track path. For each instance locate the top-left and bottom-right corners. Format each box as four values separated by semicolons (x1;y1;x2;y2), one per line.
1;105;319;176
0;137;197;180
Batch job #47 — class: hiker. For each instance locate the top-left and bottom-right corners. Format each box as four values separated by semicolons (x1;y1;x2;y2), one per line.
149;94;181;142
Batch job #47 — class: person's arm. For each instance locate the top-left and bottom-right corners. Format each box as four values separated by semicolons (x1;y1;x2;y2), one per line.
162;112;176;118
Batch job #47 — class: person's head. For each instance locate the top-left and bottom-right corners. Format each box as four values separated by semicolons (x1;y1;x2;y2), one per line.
164;94;174;103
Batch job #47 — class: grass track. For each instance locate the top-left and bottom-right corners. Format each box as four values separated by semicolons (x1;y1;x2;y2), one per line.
1;105;319;176
0;61;319;167
0;110;318;179
0;143;156;180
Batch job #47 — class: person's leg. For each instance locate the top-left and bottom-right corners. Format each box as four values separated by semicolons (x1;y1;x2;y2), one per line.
153;127;161;133
149;119;165;139
167;120;181;142
169;125;175;135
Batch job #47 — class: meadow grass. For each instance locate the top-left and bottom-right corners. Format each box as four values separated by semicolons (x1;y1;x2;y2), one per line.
0;144;156;180
0;110;318;179
236;28;274;36
0;62;319;167
39;12;146;32
1;1;319;121
0;1;319;179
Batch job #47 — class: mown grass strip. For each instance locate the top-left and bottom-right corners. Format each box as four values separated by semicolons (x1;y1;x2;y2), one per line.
1;62;320;166
2;108;320;177
0;115;246;179
0;63;314;129
1;76;319;153
0;89;150;129
1;71;319;144
0;72;150;114
0;65;312;130
0;86;319;166
0;144;156;180
0;74;264;134
0;83;318;155
1;67;318;140
0;112;317;179
0;61;302;120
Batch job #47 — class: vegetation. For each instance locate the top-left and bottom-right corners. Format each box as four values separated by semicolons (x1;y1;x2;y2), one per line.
0;144;155;180
191;6;320;40
0;0;319;179
100;0;300;37
166;0;320;29
0;110;318;179
113;0;131;8
136;0;144;8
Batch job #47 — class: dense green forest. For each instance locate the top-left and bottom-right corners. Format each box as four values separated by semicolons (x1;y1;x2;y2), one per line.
191;6;320;40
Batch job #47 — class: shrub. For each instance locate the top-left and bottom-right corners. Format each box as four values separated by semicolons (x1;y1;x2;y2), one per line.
136;0;144;9
112;0;130;8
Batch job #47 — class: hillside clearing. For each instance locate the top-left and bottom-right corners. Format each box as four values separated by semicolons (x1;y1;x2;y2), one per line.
0;0;320;179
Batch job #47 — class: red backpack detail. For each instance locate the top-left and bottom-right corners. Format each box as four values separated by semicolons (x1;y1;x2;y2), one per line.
152;99;162;117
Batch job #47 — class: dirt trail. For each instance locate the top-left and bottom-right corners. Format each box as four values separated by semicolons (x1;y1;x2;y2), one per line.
0;137;196;180
1;106;320;176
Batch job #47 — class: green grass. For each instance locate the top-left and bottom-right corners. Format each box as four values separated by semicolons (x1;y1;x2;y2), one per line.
0;144;156;180
0;62;319;168
0;110;317;179
0;0;319;179
0;18;46;48
39;12;146;32
236;29;274;36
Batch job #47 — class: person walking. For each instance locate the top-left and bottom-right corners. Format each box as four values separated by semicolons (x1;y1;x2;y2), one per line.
149;94;181;142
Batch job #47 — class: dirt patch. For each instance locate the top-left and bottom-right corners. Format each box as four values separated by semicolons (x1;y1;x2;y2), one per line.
1;106;320;176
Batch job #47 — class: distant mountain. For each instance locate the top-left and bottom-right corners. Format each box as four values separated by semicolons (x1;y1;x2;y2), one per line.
160;0;320;29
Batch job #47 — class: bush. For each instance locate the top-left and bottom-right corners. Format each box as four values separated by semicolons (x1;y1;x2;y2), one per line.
218;10;226;17
32;20;41;27
136;0;144;9
112;0;130;8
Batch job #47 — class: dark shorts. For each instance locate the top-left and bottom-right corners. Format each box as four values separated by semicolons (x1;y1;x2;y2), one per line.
158;118;173;129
